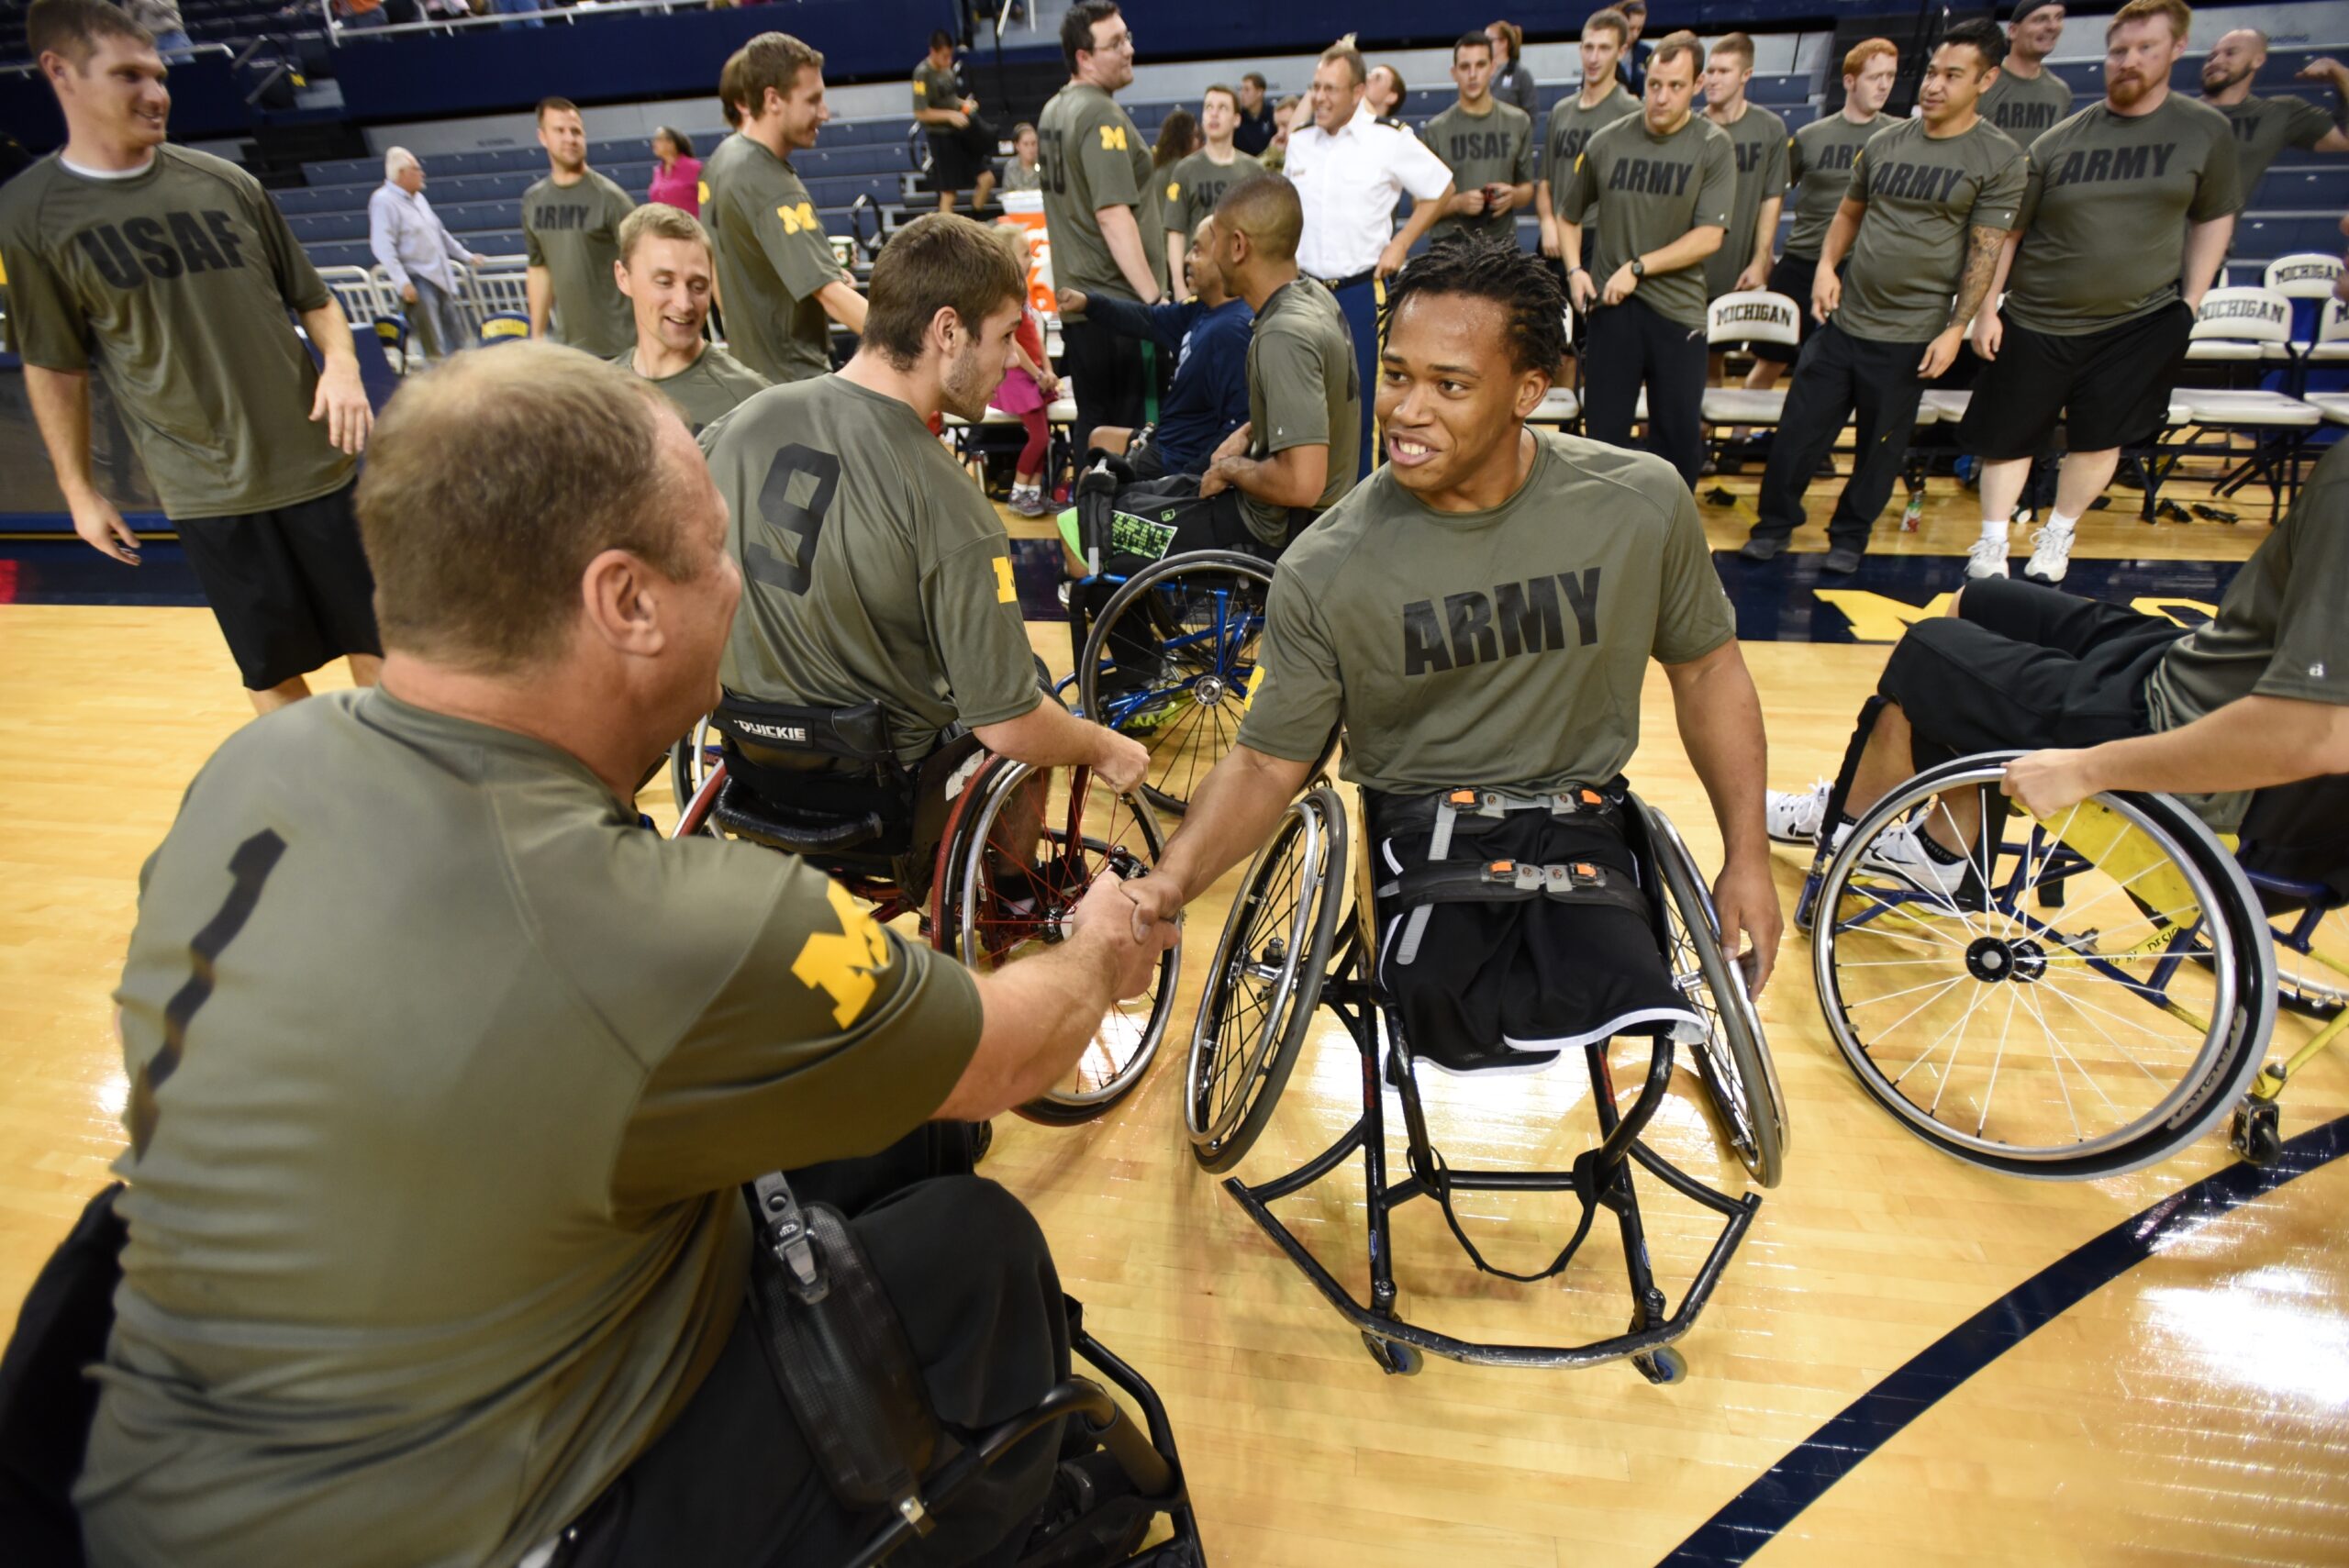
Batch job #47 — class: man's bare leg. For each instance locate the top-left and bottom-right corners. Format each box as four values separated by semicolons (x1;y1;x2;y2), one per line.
250;675;310;715
2053;448;2120;518
349;652;383;686
937;188;959;214
973;169;996;210
1977;454;2031;526
1088;426;1133;457
1745;359;1786;391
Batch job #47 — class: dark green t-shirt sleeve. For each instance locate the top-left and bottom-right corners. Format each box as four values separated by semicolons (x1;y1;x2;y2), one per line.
1975;145;2029;231
2251;474;2349;708
525;216;548;268
1559;145;1598;220
248;177;330;314
2014;154;2046;230
613;866;984;1205
2187;122;2242;223
756;179;843;304
1079;107;1144;210
1761;129;1790;199
1253;323;1330;454
2282;95;2337;150
1235;565;1344;763
1846;142;1873;206
1693;135;1738;230
1653;484;1737;664
1511;121;1536;183
925;532;1045;728
0;228;90;369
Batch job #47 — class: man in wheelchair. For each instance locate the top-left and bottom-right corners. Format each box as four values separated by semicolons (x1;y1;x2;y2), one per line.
20;346;1185;1568
1127;238;1784;1074
1769;437;2349;895
697;214;1147;868
1069;175;1362;577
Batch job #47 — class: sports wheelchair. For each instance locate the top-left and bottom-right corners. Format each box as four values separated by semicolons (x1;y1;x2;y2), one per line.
669;693;1180;1125
1182;778;1787;1378
1794;703;2347;1177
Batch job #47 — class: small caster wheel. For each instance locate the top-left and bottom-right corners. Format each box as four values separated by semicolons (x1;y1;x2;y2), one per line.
2230;1100;2280;1167
1362;1330;1423;1376
1633;1346;1688;1385
968;1118;995;1163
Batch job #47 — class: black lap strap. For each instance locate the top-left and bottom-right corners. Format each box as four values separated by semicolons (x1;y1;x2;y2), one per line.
1375;858;1651;922
740;1174;943;1530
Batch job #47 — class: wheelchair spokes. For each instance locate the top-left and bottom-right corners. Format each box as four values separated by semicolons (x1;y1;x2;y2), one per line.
670;713;724;817
1812;762;2270;1176
941;760;1180;1124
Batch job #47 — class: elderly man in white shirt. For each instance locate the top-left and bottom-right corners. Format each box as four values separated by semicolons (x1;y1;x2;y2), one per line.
1283;33;1453;476
367;148;484;361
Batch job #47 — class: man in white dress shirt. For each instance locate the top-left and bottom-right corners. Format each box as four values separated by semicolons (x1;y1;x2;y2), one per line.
366;148;484;361
1284;33;1455;476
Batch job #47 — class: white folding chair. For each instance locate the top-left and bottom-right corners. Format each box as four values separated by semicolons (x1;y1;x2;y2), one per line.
1699;290;1801;429
2184;284;2290;364
2264;252;2344;301
1532;302;1580;427
2176;286;2323;520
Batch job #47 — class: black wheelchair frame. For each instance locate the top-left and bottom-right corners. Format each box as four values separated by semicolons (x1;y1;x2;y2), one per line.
1189;783;1781;1378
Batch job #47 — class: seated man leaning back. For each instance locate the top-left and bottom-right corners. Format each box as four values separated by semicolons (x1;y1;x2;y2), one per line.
76;340;1174;1568
1123;239;1785;1074
701;213;1145;792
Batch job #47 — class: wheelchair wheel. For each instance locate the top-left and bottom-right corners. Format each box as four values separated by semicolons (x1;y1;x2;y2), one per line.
1812;755;2275;1179
1076;551;1319;817
934;756;1179;1124
1633;799;1788;1189
670;713;722;819
1186;785;1349;1173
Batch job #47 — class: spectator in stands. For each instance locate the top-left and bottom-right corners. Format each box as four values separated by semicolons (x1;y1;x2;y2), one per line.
2199;29;2349;197
4;0;378;716
1285;33;1455;475
370;148;486;362
705;31;867;383
646;126;701;217
1152;107;1198;173
1263;94;1302;172
121;0;191;60
1234;72;1275;156
522;98;637;356
1426;31;1535;248
1364;64;1406;123
1617;0;1652;96
1002;121;1041;192
988;224;1061;516
1700;32;1789;303
1486;19;1537;118
613;203;767;434
1163;84;1263;285
1057;214;1253;481
491;0;541;30
1961;0;2236;586
339;0;389;30
913;28;997;215
1979;1;2070;140
1039;0;1167;455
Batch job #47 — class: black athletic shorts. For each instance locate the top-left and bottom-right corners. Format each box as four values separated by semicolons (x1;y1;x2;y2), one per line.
1878;578;2185;769
1751;250;1823;364
1367;794;1701;1075
1955;301;2194;460
176;479;382;692
926;117;996;192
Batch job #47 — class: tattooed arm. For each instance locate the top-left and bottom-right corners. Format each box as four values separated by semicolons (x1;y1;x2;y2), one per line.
1924;223;2008;378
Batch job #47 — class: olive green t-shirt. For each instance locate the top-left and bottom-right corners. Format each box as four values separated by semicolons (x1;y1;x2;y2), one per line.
0;147;351;519
705;375;1041;762
1558;111;1739;329
2217;93;2337;203
701;133;848;384
1161;147;1264;240
1423;99;1536;244
1784;110;1883;258
913;58;965;119
612;343;769;435
1703;103;1791;298
1038;82;1166;310
1978;64;2074;142
520;167;636;357
1239;429;1735;795
1835;117;2029;345
1540;83;1640;185
76;688;981;1568
1241;276;1361;549
2006;95;2241;336
2143;439;2349;830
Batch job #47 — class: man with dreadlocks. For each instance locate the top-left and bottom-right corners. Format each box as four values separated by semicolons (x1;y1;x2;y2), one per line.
1121;236;1782;1076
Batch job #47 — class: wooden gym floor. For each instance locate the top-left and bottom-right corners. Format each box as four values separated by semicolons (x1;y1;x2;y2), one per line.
4;478;2346;1566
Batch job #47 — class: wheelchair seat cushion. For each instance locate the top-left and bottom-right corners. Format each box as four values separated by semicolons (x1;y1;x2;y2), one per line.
1367;791;1703;1075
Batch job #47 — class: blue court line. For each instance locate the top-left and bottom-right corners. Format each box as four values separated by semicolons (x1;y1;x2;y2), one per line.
1658;1113;2349;1567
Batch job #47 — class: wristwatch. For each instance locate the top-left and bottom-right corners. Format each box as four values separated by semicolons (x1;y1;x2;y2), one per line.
1630;259;1647;279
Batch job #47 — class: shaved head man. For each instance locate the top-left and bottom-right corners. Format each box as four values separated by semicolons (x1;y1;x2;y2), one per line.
2199;27;2349;200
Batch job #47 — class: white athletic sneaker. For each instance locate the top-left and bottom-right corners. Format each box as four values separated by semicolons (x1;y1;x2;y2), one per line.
1859;821;1973;897
2022;523;2076;585
1965;536;2011;580
1766;780;1832;845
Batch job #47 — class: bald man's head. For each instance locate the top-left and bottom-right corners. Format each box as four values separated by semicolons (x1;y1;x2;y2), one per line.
1212;173;1303;265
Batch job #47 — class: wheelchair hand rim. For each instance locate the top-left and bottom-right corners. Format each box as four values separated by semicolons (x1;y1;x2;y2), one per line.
1186;794;1330;1146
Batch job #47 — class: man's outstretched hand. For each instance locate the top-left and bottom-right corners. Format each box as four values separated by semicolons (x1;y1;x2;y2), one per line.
1119;870;1187;944
1068;875;1177;998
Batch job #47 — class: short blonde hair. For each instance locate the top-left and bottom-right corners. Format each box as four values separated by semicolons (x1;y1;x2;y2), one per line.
618;202;712;266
